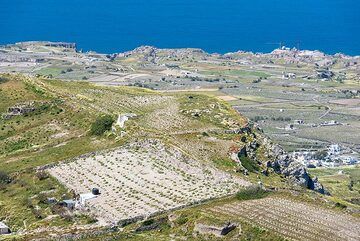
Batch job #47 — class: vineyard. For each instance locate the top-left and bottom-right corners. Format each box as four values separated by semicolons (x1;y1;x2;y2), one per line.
207;197;360;241
48;139;250;223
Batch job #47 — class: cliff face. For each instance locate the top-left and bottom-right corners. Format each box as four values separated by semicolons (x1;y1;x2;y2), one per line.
236;125;327;194
266;143;327;194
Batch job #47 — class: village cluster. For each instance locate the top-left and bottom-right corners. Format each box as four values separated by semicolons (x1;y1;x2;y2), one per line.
291;144;359;168
284;119;343;131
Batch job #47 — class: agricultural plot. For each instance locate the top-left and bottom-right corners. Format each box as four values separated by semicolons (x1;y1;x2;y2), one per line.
208;197;360;241
48;139;250;224
309;166;360;205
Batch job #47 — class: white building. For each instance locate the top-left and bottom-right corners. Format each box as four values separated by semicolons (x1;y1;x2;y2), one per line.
114;113;137;129
282;72;296;79
0;222;10;234
341;156;358;165
328;144;341;156
79;193;97;206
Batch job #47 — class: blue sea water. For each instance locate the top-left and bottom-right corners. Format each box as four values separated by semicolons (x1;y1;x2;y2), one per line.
1;0;359;55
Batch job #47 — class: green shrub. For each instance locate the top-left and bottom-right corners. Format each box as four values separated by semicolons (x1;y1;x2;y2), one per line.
36;171;49;180
334;202;347;209
143;219;155;226
90;115;115;136
37;193;48;204
0;76;9;84
236;185;268;201
240;156;259;172
175;215;188;225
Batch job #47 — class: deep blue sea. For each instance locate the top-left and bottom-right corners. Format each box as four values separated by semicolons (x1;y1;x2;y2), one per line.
1;0;359;55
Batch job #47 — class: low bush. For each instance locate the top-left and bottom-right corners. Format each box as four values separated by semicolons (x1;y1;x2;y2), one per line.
240;156;259;172
175;215;189;225
0;76;9;83
36;171;49;180
334;202;347;209
90;115;115;136
236;185;269;201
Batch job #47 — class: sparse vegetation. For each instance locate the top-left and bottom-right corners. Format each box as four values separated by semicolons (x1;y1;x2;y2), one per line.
235;185;268;200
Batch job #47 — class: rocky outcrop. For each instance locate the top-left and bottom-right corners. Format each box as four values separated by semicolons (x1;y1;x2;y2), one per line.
266;143;328;194
194;222;238;237
2;102;36;119
316;69;334;80
235;124;328;195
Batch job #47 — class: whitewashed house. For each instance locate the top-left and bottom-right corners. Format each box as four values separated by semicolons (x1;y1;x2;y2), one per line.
328;144;341;156
0;222;10;234
79;193;97;206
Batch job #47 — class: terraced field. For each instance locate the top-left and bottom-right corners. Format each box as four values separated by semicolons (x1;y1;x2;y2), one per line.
208;197;360;241
48;140;250;224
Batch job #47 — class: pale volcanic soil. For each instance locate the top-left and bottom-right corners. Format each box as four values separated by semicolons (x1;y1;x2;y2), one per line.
48;139;250;224
208;197;360;241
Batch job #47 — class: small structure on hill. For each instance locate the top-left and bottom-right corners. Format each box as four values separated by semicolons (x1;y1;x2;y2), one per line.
116;113;137;128
282;72;296;79
285;124;295;130
79;193;97;206
79;188;100;206
320;120;341;126
2;102;36;119
61;199;76;210
0;222;10;234
294;119;304;124
194;222;238;237
47;197;57;204
112;113;137;132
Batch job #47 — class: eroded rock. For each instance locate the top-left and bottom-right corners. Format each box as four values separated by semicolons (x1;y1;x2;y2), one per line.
194;222;238;237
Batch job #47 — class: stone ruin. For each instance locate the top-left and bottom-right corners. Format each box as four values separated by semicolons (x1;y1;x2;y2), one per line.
2;102;36;119
194;222;238;237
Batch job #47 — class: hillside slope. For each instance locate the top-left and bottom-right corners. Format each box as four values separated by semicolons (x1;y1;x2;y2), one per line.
0;74;359;240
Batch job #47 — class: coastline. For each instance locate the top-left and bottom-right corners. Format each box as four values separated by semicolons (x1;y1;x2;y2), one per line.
1;40;359;58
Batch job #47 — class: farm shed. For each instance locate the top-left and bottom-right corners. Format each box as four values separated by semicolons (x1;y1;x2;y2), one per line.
62;200;76;209
0;222;10;234
80;193;97;206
